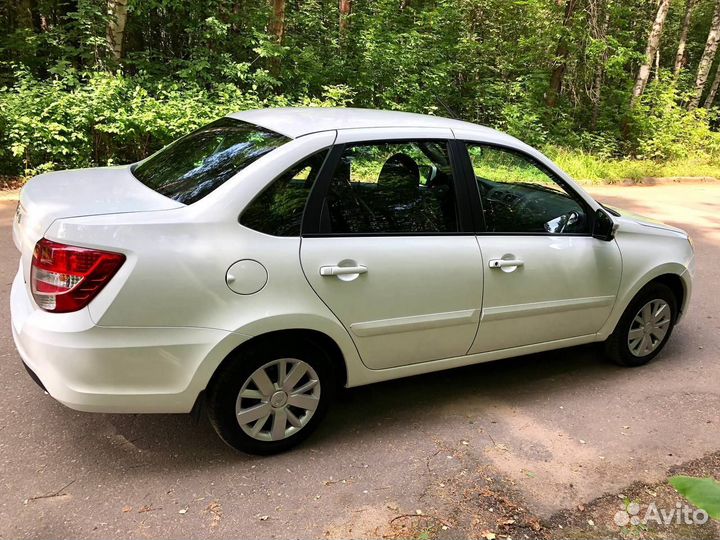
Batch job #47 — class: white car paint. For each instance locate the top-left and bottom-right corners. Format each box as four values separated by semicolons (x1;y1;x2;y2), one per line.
10;107;694;416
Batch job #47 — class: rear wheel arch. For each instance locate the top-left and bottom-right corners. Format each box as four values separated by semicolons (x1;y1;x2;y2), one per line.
206;329;348;395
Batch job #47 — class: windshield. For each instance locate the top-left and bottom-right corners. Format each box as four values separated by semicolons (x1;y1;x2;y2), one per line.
132;117;290;204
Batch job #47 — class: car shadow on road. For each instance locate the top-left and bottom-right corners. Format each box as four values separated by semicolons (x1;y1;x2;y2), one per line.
87;340;674;470
317;344;618;444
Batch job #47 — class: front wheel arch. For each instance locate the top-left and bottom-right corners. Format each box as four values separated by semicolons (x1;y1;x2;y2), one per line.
604;281;678;366
599;264;689;340
650;273;686;317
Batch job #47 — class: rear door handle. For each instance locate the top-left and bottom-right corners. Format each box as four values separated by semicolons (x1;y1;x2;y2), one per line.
488;259;524;269
320;265;368;276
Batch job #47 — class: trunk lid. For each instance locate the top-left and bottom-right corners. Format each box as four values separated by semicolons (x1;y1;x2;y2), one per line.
13;165;184;292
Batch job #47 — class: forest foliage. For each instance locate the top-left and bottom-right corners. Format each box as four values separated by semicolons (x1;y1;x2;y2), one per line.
3;0;720;181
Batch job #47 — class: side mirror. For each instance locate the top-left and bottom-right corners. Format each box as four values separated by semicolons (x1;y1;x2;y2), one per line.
593;208;617;241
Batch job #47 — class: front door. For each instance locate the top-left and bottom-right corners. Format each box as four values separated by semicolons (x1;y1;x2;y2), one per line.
300;129;484;369
462;142;622;353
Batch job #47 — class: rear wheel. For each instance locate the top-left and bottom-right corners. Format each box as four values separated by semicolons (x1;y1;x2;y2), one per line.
207;340;335;454
604;283;677;367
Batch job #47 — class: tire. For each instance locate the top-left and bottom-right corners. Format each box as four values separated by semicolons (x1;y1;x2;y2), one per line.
207;339;335;455
604;282;677;367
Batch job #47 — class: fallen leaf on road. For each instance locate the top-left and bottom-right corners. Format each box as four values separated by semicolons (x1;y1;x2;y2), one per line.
122;505;132;513
481;531;496;540
206;501;222;528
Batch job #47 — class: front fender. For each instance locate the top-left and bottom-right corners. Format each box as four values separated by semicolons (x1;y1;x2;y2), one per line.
598;261;693;339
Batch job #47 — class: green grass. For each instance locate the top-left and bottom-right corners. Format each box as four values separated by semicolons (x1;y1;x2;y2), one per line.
547;147;720;184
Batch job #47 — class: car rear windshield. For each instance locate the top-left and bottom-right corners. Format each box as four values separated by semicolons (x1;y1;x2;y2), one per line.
132;117;290;204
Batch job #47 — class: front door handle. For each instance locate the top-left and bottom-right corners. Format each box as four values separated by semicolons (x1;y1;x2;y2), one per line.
320;265;368;276
488;258;524;269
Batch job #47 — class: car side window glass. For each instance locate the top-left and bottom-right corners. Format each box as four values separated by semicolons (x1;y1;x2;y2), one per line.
240;150;328;236
323;141;459;234
466;144;588;234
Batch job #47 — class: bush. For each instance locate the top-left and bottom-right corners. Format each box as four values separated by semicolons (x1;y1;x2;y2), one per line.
547;146;720;183
629;77;720;161
0;68;352;176
2;67;720;183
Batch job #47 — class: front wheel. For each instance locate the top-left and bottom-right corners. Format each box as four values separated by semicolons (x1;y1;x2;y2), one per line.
207;340;334;454
604;283;677;367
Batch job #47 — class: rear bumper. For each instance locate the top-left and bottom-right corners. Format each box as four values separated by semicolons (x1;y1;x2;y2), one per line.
10;267;235;413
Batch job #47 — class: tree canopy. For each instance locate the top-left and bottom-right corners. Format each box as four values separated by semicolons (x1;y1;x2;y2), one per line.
2;0;720;178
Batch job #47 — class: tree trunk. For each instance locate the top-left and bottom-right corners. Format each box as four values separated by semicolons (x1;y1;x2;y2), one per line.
674;0;696;74
16;0;42;31
703;60;720;107
630;0;671;107
589;0;610;130
268;0;285;75
689;0;720;109
545;0;579;107
16;0;32;29
269;0;286;45
106;0;129;60
339;0;351;41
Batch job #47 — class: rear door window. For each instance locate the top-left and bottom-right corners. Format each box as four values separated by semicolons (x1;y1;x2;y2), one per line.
132;118;290;204
321;141;460;234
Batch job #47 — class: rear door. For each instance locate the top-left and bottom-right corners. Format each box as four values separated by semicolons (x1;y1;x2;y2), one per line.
300;128;484;370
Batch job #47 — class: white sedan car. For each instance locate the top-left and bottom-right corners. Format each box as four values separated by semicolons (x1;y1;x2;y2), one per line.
11;108;694;454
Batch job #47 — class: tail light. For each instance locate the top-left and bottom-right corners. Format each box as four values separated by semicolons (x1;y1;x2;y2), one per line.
31;239;126;313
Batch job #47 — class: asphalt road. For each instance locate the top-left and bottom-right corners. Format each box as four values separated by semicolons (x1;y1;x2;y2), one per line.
1;182;719;538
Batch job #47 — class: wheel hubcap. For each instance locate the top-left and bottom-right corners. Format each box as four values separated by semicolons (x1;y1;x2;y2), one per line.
235;358;321;442
270;391;288;408
628;299;672;357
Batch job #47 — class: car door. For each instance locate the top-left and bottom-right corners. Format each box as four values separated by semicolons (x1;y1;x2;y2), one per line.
459;140;622;353
300;128;484;370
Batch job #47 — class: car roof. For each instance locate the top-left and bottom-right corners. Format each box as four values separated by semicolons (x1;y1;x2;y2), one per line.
226;107;505;139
